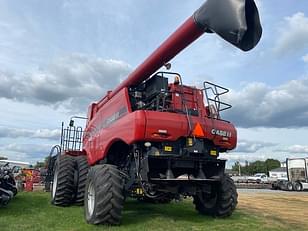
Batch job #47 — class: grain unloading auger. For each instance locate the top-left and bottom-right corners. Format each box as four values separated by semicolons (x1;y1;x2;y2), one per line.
50;0;262;225
106;0;262;101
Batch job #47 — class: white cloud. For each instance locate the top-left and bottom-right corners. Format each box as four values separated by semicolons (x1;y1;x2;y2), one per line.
32;129;61;140
220;139;277;167
221;152;269;164
235;139;276;153
224;77;308;128
276;145;308;154
0;143;51;163
0;127;60;140
274;12;308;55
303;54;308;63
0;53;131;112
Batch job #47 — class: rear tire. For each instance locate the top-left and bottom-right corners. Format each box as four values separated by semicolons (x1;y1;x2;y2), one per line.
84;164;125;225
51;155;75;206
193;174;238;217
294;182;302;191
286;182;293;191
74;156;89;205
7;179;18;196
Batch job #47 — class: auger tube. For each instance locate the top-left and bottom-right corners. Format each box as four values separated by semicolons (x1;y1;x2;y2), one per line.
99;0;262;106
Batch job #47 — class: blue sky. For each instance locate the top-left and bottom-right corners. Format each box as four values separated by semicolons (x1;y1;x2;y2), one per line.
0;0;308;167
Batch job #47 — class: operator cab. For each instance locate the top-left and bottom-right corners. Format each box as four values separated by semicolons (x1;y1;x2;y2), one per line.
128;72;231;120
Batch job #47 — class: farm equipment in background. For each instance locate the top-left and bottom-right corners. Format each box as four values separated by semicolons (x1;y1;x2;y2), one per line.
0;160;45;193
22;169;41;192
50;0;262;225
272;158;308;191
0;163;17;206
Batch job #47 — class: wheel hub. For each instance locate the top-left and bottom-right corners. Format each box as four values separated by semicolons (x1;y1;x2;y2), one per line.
87;181;95;216
52;170;58;199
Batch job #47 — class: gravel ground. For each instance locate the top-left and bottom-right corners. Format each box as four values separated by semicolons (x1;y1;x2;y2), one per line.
238;188;308;229
238;188;308;194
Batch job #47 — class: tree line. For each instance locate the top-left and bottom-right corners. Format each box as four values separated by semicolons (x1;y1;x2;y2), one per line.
231;159;281;175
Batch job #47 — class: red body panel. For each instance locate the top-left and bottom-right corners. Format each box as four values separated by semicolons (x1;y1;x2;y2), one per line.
84;87;237;165
144;111;236;148
169;84;207;117
84;88;146;165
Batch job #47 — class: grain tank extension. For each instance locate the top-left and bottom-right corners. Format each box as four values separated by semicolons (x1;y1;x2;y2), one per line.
50;0;262;225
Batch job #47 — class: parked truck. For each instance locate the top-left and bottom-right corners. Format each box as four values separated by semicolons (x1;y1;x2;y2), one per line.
247;173;268;183
272;158;308;191
49;0;262;225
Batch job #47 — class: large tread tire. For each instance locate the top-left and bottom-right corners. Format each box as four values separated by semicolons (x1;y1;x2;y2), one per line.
74;156;89;205
7;178;18;196
294;182;302;192
51;155;75;206
8;184;18;197
286;182;293;191
193;174;238;217
84;164;125;225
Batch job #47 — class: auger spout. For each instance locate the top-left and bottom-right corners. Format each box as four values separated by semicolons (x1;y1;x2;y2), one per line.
104;0;262;102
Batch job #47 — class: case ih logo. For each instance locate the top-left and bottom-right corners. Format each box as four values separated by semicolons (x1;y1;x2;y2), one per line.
211;129;232;138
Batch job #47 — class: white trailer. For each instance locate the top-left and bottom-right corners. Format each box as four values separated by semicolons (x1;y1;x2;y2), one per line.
0;160;30;169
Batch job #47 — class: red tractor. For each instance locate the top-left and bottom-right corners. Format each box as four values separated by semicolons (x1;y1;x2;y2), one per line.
50;0;262;225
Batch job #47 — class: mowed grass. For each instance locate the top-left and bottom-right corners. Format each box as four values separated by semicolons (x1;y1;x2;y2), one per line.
0;191;304;231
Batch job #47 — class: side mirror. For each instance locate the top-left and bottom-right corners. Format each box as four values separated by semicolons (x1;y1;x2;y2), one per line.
69;119;74;127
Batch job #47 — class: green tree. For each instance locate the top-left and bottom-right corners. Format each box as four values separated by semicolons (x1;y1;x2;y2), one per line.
265;159;280;172
34;161;45;169
34;156;51;169
231;158;281;176
232;161;241;172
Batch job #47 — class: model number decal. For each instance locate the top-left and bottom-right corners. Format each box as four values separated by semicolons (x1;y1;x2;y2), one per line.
211;129;232;138
85;106;128;139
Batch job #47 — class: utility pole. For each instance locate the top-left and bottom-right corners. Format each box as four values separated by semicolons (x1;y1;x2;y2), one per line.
239;163;241;176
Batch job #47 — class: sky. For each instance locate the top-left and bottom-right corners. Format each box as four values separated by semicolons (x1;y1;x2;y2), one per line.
0;0;308;167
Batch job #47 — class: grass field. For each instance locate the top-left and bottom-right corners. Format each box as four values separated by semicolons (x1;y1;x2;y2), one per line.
0;190;307;231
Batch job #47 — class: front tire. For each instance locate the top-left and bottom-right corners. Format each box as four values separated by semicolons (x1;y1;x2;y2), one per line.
193;174;238;217
84;164;125;225
51;155;75;206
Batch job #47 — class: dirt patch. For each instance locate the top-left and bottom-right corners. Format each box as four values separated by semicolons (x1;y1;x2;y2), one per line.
238;191;308;229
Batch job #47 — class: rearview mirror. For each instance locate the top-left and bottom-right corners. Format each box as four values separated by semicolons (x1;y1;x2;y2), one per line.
69;119;74;127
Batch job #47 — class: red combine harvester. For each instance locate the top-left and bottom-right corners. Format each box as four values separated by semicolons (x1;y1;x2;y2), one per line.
50;0;262;225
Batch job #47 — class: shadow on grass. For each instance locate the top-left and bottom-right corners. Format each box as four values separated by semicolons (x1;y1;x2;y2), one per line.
121;199;229;225
0;192;237;224
1;192;284;231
